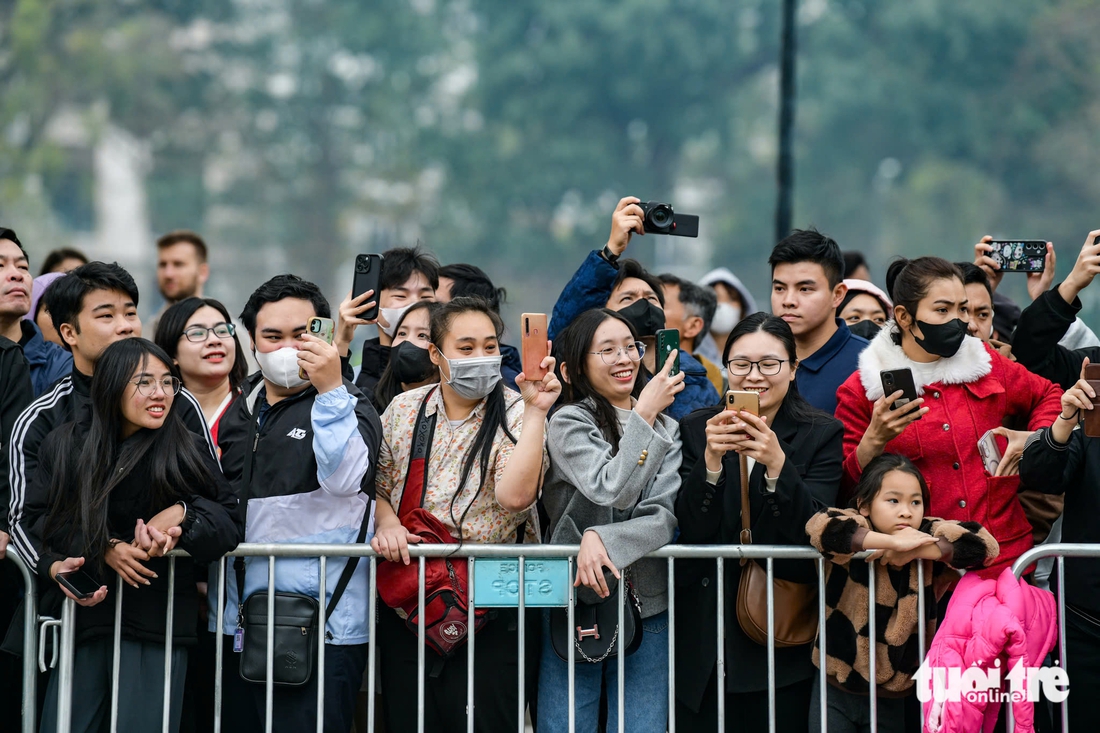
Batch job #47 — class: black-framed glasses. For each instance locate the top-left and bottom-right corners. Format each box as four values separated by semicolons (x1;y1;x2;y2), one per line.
130;376;182;397
726;358;789;377
181;323;235;342
589;341;645;365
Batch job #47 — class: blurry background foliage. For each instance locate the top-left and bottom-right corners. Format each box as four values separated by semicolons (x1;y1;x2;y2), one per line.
4;0;1100;334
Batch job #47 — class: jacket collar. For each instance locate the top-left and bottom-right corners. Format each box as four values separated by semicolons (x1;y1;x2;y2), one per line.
242;373;316;415
799;318;859;373
70;366;93;396
858;323;991;400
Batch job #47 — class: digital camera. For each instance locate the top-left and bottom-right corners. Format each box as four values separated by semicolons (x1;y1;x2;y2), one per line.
638;201;699;238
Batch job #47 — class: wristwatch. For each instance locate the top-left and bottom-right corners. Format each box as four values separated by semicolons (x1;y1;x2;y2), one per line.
599;245;621;268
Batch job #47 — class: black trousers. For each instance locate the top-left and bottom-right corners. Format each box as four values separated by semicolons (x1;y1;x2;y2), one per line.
247;641;368;733
1061;604;1100;731
674;665;813;732
377;605;539;733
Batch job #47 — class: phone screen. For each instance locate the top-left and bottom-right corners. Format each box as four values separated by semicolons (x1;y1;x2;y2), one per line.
57;570;102;598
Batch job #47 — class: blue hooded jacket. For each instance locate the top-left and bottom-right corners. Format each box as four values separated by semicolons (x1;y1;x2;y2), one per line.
549;250;720;420
19;320;72;397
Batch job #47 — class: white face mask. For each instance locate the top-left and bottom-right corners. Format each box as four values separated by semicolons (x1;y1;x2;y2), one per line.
255;347;309;389
441;355;503;400
379;304;414;338
711;302;741;334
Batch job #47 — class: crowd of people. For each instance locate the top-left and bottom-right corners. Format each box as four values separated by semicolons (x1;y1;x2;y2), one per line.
0;197;1098;732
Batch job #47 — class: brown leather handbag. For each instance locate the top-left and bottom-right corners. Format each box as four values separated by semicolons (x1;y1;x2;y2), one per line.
734;454;819;647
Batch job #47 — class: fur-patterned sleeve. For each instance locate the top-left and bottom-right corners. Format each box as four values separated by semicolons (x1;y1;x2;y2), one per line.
806;508;870;563
922;518;1000;570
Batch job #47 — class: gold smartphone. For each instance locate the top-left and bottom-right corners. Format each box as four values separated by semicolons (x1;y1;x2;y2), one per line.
299;317;336;380
725;390;760;416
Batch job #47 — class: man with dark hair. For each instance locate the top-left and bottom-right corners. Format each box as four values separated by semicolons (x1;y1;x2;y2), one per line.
658;273;723;394
38;246;88;276
223;274;382;732
437;262;522;385
0;229;72;395
769;228;868;414
336;246;439;396
548;197;719;419
8;262;215;578
955;262;999;341
151;230;210;333
842;250;871;282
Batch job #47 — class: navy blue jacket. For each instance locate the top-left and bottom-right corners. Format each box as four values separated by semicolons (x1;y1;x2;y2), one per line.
795;318;868;415
549;250;720;420
19;320;72;397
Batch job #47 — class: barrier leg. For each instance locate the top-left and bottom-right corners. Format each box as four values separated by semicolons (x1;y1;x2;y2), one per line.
367;556;377;733
467;556;475;733
214;557;226;733
265;557;274;733
110;577;124;733
518;555;526;733
316;555;327;733
163;556;176;733
818;558;828;733
417;555;425;733
667;557;675;733
56;598;76;733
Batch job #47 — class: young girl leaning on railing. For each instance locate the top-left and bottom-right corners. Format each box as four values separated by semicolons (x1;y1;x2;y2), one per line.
805;452;998;733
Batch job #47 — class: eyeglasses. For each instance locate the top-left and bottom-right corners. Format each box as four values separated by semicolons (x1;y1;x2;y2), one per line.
130;376;182;397
181;323;235;342
726;359;788;377
589;341;645;365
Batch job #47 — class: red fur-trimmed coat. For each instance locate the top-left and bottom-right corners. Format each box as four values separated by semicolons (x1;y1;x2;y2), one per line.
805;508;999;695
835;327;1061;577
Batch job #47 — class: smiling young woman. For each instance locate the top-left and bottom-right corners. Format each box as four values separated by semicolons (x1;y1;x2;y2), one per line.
674;312;844;732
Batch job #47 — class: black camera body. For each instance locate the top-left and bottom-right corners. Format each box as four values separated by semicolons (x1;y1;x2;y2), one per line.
638;201;699;238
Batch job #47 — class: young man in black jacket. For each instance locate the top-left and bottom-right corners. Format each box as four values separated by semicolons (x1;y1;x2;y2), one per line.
218;274;382;733
1014;229;1100;389
7;262;215;578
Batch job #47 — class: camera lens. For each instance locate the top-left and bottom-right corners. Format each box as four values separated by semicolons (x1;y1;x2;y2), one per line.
356;257;370;273
647;203;674;231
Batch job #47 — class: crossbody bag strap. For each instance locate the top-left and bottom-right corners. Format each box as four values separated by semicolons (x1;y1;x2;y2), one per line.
323;488;373;624
397;387;438;520
738;454;752;548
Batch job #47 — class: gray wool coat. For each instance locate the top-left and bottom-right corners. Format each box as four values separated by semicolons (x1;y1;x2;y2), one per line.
541;401;681;617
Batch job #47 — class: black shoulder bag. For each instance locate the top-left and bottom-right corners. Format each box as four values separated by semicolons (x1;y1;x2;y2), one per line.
234;401;373;686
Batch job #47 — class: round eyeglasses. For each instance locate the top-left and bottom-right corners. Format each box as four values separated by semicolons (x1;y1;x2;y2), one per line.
182;323;235;342
589;341;646;365
726;358;788;377
130;376;182;397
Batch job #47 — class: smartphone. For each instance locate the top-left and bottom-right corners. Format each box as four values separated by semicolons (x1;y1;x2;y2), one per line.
978;429;1003;475
520;313;549;382
351;254;383;321
1083;363;1100;438
56;569;102;600
655;328;680;376
988;240;1047;274
299;317;337;380
880;368;921;419
725;390;760;416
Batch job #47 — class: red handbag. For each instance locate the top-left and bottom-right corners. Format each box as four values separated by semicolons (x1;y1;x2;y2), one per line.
376;388;487;657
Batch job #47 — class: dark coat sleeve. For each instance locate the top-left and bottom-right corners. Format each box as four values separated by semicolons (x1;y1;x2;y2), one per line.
179;436;244;563
8;397;58;573
675;409;725;544
1020;427;1084;497
0;341;33;532
758;418;844;545
28;430;69;584
1013;286;1100;390
548;250;619;341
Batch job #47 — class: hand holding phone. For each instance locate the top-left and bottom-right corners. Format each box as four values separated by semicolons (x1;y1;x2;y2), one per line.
352;254;383;322
977;429;1003;475
1082;362;1100;438
655;329;680;377
298;317;336;381
52;558;107;606
880;369;921;416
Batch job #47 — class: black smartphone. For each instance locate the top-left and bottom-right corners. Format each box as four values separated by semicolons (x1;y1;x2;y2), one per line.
988;240;1047;273
880;368;920;418
352;254;383;321
655;328;680;376
56;569;102;600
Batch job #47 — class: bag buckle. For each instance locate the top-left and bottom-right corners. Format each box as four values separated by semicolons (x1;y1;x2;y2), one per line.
576;624;600;641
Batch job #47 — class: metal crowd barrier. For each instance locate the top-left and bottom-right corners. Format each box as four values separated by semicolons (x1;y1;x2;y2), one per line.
30;537;1095;730
2;548;40;733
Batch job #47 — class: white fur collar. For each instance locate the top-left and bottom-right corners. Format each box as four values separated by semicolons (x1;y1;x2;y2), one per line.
859;324;991;400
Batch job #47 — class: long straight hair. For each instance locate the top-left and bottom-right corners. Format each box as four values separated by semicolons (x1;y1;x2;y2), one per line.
554;308;650;453
44;338;217;569
429;297;517;538
722;311;819;425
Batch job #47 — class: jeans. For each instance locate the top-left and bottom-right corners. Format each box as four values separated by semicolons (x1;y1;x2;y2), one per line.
537;608;669;733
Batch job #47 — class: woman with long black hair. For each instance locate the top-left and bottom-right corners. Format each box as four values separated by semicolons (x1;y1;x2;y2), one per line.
32;338;242;733
371;296;561;731
674;312;844;731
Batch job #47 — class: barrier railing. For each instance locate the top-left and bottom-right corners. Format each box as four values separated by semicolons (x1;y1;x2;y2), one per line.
37;542;938;733
2;548;39;733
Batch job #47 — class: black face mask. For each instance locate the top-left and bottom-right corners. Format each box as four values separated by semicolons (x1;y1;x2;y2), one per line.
617;299;665;338
391;341;436;384
848;319;884;341
912;318;968;359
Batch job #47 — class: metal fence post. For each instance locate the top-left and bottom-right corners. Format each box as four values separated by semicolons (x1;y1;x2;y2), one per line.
316;555;327;733
467;556;476;733
667;556;675;733
55;598;76;733
265;557;275;733
817;557;828;733
162;556;176;733
214;556;226;733
518;555;526;733
367;556;377;733
868;560;877;733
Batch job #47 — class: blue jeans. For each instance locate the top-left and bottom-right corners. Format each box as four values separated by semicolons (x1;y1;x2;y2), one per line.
537;608;669;733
